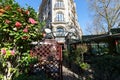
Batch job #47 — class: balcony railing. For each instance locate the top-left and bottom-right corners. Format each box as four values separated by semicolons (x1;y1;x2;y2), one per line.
54;18;65;23
53;31;68;37
55;37;65;43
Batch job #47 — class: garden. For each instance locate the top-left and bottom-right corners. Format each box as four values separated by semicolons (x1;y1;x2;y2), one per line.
0;0;52;80
63;40;120;80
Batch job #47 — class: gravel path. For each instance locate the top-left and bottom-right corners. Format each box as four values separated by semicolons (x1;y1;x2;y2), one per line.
62;66;81;80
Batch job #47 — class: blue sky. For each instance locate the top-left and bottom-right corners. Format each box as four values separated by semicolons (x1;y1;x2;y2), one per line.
15;0;91;35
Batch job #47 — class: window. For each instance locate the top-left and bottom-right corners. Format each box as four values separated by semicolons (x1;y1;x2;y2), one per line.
57;27;64;32
55;0;64;8
48;0;50;4
56;12;64;22
48;11;51;16
56;27;65;36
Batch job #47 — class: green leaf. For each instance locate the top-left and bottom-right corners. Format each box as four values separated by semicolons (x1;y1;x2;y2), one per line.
1;14;9;17
2;62;7;67
9;0;13;4
0;0;2;3
9;32;15;36
3;29;7;31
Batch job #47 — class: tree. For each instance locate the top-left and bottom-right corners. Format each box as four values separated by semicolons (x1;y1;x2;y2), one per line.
87;0;120;34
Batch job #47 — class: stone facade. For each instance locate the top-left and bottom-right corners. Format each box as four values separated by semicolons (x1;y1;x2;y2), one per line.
39;0;82;43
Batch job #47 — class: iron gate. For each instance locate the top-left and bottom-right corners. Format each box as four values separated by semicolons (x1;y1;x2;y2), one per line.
31;39;62;80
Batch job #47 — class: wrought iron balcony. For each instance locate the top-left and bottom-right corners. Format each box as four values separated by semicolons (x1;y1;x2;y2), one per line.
53;31;68;37
54;18;65;23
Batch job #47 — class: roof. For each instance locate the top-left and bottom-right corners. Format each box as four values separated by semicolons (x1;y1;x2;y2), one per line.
110;28;120;34
82;33;120;43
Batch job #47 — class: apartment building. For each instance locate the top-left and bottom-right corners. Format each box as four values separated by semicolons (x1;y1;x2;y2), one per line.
39;0;82;43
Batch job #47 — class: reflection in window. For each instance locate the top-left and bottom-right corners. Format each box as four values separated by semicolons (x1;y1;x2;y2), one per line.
56;27;65;36
57;27;64;32
91;43;109;55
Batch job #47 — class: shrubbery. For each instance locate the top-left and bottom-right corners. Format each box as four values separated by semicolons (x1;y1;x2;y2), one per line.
91;55;120;80
0;0;44;79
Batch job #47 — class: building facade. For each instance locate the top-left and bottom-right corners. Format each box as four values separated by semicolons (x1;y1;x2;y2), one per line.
39;0;82;43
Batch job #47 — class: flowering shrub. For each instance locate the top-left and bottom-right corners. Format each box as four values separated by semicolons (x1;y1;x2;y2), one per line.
1;48;15;57
0;0;43;79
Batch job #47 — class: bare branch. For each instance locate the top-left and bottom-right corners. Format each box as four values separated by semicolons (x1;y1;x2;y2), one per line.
111;6;120;27
87;0;119;34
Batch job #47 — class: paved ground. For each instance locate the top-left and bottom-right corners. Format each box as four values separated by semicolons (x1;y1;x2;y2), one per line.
62;66;81;80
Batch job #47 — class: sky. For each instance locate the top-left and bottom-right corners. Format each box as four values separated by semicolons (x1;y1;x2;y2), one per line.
15;0;91;35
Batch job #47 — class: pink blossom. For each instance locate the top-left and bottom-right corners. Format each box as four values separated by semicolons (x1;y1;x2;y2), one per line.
25;10;30;15
10;50;15;56
23;28;28;33
5;19;10;24
5;5;11;10
15;21;22;28
1;48;6;55
22;36;29;40
28;18;37;24
30;50;33;57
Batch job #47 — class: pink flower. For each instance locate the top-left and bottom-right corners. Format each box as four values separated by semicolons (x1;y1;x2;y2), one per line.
15;22;22;28
30;50;33;57
25;10;30;15
5;5;11;10
23;28;28;33
22;36;29;40
10;50;15;56
1;48;6;55
28;18;37;24
5;19;10;24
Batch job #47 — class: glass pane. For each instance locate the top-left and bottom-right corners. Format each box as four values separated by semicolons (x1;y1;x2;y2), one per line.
56;27;65;36
56;13;64;22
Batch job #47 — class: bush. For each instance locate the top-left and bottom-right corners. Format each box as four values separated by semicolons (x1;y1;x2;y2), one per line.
0;0;43;79
91;55;120;80
80;62;90;70
13;72;52;80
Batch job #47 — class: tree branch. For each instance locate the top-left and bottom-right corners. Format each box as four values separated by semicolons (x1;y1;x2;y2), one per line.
111;6;120;27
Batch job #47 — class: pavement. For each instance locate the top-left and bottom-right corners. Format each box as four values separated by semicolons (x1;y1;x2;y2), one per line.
62;66;81;80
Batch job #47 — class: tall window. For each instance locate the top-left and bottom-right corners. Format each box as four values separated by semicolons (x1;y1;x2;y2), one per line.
56;12;64;22
55;0;64;8
48;0;50;4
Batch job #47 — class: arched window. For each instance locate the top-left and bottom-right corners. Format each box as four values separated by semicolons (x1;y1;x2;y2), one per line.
56;27;65;36
57;27;64;32
55;12;64;22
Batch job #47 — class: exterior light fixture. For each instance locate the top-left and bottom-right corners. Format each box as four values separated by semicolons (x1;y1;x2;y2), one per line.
69;28;76;33
44;28;51;34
